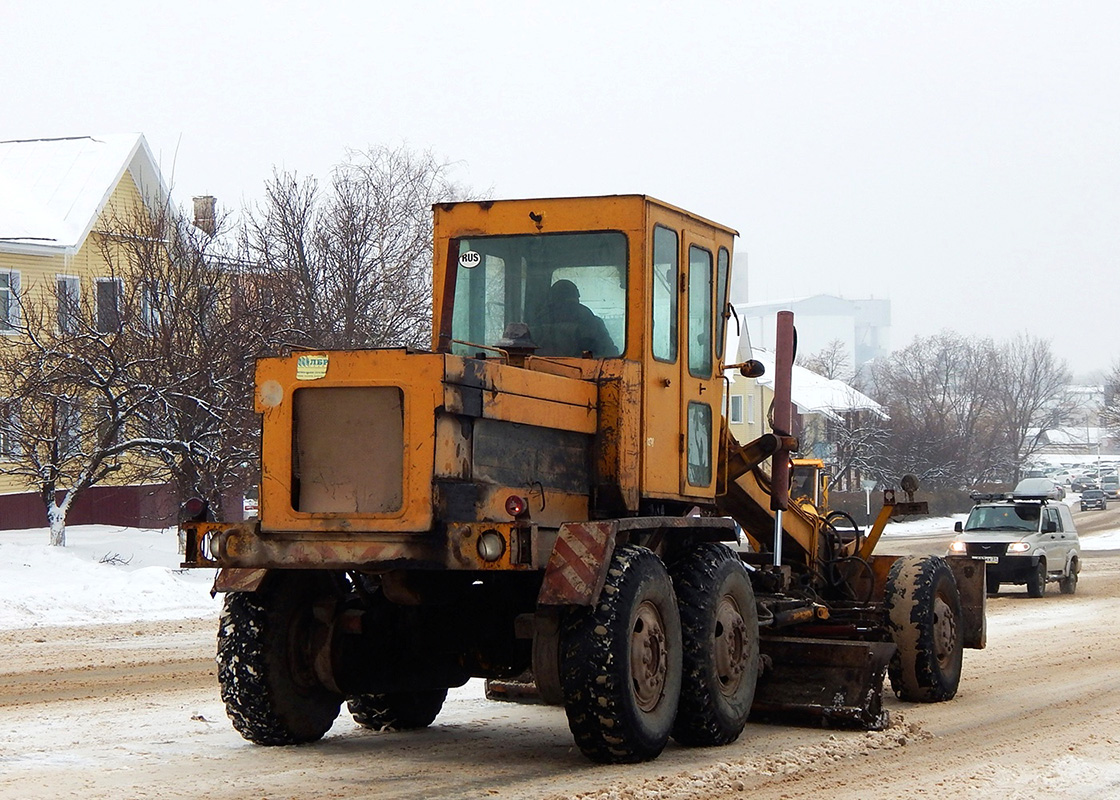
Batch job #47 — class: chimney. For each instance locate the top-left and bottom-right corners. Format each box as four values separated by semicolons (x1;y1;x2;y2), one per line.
192;195;217;236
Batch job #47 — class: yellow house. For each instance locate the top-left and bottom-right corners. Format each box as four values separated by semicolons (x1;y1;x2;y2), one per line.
724;333;886;493
0;133;176;528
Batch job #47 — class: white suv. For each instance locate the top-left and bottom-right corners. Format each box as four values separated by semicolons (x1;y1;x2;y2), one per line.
948;479;1080;597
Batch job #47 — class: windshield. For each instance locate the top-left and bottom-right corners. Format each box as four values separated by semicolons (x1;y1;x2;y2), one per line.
963;504;1040;532
449;232;627;358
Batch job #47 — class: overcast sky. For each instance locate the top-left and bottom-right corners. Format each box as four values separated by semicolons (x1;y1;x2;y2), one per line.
4;1;1117;376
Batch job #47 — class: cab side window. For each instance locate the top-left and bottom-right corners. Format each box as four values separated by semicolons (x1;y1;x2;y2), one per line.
651;226;678;363
688;245;713;378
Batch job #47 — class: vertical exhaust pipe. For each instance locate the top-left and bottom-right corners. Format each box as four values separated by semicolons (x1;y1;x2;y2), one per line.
770;311;796;566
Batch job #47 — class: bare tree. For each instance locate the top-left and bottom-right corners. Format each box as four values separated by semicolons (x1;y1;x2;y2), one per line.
104;203;278;520
1103;360;1120;444
871;332;1003;488
797;339;852;381
243;144;472;350
0;270;169;546
990;334;1072;483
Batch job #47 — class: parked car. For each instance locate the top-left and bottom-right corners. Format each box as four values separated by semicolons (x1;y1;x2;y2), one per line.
949;479;1080;597
1080;488;1108;511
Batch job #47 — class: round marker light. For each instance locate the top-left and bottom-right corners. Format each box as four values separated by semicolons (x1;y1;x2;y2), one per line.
477;529;506;562
948;541;967;554
181;497;208;522
505;494;527;517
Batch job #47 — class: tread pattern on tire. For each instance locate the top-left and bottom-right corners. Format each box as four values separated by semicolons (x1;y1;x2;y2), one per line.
884;555;963;703
347;689;448;731
559;544;682;764
1059;559;1078;595
1026;559;1047;598
217;573;342;745
669;542;758;747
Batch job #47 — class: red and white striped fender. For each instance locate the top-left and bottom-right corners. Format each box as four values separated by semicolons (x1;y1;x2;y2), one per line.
537;521;618;606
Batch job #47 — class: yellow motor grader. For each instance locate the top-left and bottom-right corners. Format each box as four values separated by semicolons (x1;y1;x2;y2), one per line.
182;195;985;764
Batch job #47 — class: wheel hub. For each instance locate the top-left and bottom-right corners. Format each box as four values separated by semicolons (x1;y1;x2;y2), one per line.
630;599;669;712
931;594;957;668
713;596;748;696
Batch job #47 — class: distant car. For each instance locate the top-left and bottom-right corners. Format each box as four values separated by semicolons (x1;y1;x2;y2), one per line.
1101;477;1120;499
1071;476;1099;492
948;480;1080;597
1080;488;1108;511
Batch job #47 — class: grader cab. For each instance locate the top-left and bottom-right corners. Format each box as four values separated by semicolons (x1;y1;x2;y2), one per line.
182;195;984;764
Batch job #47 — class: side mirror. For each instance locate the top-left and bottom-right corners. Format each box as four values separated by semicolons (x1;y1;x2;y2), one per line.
954;521;963;533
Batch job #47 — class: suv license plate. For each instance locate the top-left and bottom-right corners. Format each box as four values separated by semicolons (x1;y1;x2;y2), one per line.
982;556;999;564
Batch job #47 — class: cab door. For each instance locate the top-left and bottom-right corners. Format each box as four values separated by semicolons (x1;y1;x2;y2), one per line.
679;235;722;498
642;224;684;498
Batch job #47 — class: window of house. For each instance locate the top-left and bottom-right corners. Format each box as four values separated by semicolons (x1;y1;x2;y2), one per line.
0;270;21;332
141;281;163;330
95;278;122;333
747;394;756;424
57;397;81;459
729;394;744;424
0;398;20;458
56;276;80;333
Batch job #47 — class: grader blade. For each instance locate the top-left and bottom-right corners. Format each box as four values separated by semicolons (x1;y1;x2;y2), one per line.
753;637;895;730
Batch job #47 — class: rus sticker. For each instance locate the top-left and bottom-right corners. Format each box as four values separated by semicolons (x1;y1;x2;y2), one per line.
296;354;329;380
459;250;482;269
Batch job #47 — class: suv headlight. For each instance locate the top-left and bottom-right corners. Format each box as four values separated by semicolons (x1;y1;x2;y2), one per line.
1006;541;1031;554
948;541;968;554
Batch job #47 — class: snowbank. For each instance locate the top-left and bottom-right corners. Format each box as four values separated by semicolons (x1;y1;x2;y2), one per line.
0;525;219;630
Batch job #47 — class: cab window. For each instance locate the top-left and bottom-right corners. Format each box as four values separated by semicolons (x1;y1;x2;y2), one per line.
688;246;713;378
651;226;678;363
450;232;627;358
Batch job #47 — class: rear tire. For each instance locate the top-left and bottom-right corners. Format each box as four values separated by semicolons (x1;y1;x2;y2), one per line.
668;542;758;747
1026;559;1047;598
560;545;682;764
348;689;447;731
217;572;343;745
1059;560;1078;595
884;556;963;702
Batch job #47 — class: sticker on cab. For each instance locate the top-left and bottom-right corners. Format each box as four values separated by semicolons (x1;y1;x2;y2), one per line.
296;354;329;380
459;250;481;269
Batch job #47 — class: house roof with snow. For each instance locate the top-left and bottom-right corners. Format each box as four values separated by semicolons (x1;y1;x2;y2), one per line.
0;134;168;256
726;329;886;422
748;349;887;422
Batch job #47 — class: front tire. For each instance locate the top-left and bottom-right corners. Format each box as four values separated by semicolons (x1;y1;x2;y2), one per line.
217;572;343;745
348;689;448;731
669;542;758;747
1026;559;1047;598
560;545;682;764
884;555;963;702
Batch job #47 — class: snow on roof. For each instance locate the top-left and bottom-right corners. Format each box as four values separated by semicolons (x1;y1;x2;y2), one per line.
726;327;885;421
750;349;887;422
0;134;168;254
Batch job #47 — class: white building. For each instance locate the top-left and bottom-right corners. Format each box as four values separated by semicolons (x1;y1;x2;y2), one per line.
737;295;890;371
